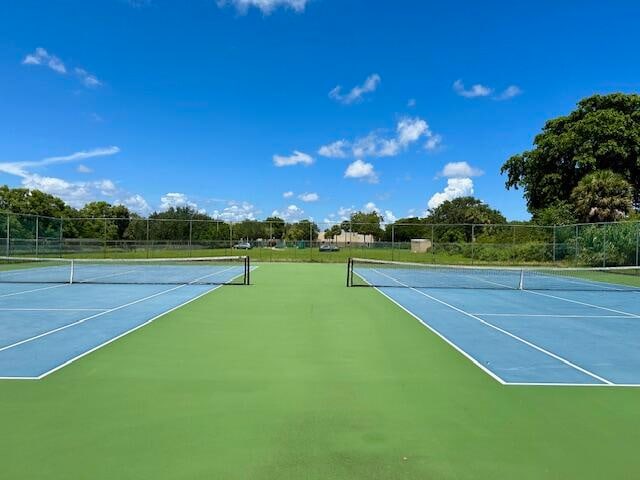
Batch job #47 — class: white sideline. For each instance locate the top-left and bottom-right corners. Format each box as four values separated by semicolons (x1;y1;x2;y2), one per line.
370;268;614;386
0;265;246;380
470;313;632;318
0;267;237;354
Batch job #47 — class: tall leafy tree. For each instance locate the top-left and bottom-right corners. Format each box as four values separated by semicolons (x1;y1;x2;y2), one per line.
501;93;640;212
425;197;506;242
341;211;384;240
570;170;634;223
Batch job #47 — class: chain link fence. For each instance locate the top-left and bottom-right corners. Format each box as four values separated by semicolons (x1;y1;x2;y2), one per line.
1;212;639;267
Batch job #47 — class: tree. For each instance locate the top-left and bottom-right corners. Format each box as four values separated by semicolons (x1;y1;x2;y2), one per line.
383;217;429;242
570;170;633;223
425;197;506;242
323;224;342;240
285;220;318;241
264;216;285;239
501;93;640;212
532;201;577;226
341;211;384;240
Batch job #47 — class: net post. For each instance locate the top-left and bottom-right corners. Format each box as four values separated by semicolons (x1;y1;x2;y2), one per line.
245;256;250;285
518;268;524;290
69;260;75;284
346;258;352;287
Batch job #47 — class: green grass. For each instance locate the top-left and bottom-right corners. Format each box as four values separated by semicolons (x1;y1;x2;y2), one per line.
2;263;640;479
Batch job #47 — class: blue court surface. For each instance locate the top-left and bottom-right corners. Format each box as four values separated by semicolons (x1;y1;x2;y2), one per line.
355;267;640;387
0;264;247;379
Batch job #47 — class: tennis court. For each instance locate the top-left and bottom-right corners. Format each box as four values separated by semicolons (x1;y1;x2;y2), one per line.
349;258;640;386
0;256;250;379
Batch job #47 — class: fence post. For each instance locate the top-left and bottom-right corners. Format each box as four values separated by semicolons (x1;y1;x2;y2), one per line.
575;224;579;266
431;225;435;264
471;224;475;265
103;218;107;258
512;224;516;264
146;218;150;258
602;224;607;268
59;218;64;257
189;219;193;257
5;213;10;257
229;223;233;253
35;215;39;257
636;222;639;267
309;221;313;261
552;225;557;263
391;224;395;261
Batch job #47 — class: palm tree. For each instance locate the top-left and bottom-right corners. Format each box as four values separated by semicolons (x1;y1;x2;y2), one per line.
570;170;633;222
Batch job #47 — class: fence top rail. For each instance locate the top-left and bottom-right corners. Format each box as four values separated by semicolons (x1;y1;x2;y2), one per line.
0;210;638;230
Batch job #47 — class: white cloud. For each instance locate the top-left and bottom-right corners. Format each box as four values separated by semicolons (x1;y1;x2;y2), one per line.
495;85;522;101
77;164;92;173
22;47;66;74
425;134;443;152
363;201;378;213
217;0;308;14
329;74;381;105
0;147;122;207
22;47;102;88
440;161;484;178
344;159;379;183
318;140;348;158
453;79;493;98
159;192;199;211
119;194;151;214
283;191;294;198
427;178;474;210
74;68;102;88
351;117;438;158
384;210;397;223
273;150;314;167
212;201;260;221
271;204;304;221
298;192;319;202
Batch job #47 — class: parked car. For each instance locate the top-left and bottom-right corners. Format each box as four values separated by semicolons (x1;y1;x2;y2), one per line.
233;242;252;250
319;244;340;252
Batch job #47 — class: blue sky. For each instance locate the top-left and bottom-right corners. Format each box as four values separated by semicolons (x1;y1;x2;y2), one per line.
1;0;639;224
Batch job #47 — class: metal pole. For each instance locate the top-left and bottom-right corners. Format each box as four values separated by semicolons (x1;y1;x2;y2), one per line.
602;225;607;268
189;219;193;257
471;224;475;265
59;218;64;257
431;225;435;263
512;224;516;264
146;218;150;259
552;225;557;263
5;214;10;257
35;215;39;257
391;224;395;261
103;218;107;258
575;224;579;266
309;221;313;261
636;222;640;267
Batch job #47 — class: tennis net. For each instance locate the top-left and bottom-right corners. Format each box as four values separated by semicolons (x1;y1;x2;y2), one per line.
0;256;250;285
347;257;640;291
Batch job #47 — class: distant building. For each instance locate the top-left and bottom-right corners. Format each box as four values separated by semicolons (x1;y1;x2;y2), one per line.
317;229;375;245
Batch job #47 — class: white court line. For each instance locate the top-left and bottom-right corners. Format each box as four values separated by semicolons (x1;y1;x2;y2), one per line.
370;268;614;386
0;267;236;354
0;308;108;312
0;269;138;299
0;265;242;380
524;290;640;319
470;313;631;318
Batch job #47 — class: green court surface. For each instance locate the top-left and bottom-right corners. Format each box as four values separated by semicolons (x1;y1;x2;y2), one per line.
1;263;640;479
